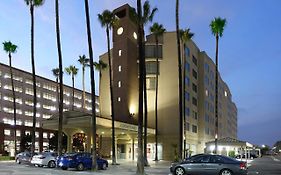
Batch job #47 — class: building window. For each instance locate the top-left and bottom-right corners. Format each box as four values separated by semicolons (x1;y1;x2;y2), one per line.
185;47;190;59
192;97;197;106
192;110;198;120
118;65;122;72
186;122;190;131
118;50;122;56
185;107;190;117
192;125;197;133
16;130;21;137
4;129;10;136
224;91;228;97
117;97;121;102
146;62;159;75
192;69;197;79
146;77;156;90
118;81;122;88
185;76;190;86
185;92;190;101
43;132;48;139
133;32;138;39
145;45;163;58
185;62;190;72
192;83;197;93
192;55;197;66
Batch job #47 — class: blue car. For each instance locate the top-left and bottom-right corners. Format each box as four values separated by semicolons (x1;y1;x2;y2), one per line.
57;152;108;171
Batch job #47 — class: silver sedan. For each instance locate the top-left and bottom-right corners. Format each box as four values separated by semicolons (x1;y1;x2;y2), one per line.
31;152;58;168
170;154;248;175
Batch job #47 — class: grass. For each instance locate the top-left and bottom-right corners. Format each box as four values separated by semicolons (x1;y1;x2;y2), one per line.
0;156;14;161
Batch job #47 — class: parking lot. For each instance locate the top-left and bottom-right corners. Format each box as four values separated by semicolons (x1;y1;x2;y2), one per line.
1;156;281;175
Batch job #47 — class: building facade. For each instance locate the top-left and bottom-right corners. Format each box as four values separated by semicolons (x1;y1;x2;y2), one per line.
0;63;97;156
99;4;237;160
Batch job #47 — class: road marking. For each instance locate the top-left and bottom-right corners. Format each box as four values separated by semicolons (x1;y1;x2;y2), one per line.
271;156;280;162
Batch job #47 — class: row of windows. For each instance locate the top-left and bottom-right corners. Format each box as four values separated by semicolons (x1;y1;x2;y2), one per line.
4;129;53;139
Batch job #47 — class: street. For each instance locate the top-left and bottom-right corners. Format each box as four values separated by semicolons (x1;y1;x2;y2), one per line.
248;155;281;175
1;156;281;175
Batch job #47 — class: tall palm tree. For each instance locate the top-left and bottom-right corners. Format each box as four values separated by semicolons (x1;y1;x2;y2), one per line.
175;0;184;160
180;28;194;158
78;55;89;110
97;9;118;165
210;17;227;154
140;1;157;166
24;0;44;155
149;23;165;161
84;0;97;170
52;68;60;109
3;41;18;154
54;0;64;156
65;65;79;111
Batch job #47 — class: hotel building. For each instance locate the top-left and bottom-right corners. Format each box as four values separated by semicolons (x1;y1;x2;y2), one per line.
99;4;237;160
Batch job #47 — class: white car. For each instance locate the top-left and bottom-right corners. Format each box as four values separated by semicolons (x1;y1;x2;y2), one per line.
31;152;58;168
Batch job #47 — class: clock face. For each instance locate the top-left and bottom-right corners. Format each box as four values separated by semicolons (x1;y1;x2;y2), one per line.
117;27;124;35
133;32;138;39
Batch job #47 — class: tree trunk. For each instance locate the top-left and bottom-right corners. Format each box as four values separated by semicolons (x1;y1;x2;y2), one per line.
55;0;64;156
82;66;85;110
176;0;183;160
84;0;97;170
72;75;75;111
106;27;117;165
136;0;145;174
183;43;186;158
143;28;149;167
9;53;17;155
30;4;37;155
214;34;219;154
154;36;159;161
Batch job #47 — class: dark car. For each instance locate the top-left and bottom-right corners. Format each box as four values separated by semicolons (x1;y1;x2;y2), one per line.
170;154;247;175
57;152;108;171
15;152;38;164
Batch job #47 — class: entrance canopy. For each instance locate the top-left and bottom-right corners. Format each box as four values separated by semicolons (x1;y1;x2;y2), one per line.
42;110;155;139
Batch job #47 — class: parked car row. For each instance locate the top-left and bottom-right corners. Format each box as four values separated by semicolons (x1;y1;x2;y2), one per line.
15;151;108;171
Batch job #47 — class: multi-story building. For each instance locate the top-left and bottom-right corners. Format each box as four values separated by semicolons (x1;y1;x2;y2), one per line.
0;63;97;156
99;4;237;160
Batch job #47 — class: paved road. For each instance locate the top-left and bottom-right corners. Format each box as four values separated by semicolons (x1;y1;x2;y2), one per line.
248;155;281;175
1;156;281;175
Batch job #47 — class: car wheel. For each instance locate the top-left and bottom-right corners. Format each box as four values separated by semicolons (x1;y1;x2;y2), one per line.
16;159;21;164
77;163;84;171
61;166;68;170
175;167;185;175
220;169;233;175
48;160;56;168
102;163;107;170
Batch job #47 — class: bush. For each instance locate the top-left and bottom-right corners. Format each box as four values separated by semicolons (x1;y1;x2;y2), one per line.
228;150;236;158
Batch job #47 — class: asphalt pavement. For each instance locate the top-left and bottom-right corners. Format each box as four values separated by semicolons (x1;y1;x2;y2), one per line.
248;155;281;175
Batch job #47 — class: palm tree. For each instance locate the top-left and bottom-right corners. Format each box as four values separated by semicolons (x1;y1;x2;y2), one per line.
84;0;97;170
175;0;184;160
24;0;44;155
97;9;118;165
210;17;227;154
180;28;194;158
3;41;18;154
93;60;107;83
54;0;64;156
65;65;79;111
140;1;157;166
136;0;144;173
149;23;165;161
78;55;89;110
52;68;60;109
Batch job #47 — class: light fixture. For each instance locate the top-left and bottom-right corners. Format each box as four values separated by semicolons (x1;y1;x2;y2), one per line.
129;113;135;117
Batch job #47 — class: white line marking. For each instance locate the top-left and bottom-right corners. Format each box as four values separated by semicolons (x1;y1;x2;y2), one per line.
271;156;280;162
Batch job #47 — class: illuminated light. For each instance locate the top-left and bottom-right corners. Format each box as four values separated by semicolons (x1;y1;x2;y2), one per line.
133;32;137;39
101;132;105;134
224;91;228;97
121;132;125;135
117;27;123;35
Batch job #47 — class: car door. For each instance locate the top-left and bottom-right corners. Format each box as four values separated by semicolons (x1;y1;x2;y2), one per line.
188;155;210;175
204;155;224;175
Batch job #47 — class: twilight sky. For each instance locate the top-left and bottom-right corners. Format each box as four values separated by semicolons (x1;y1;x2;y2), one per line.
0;0;281;147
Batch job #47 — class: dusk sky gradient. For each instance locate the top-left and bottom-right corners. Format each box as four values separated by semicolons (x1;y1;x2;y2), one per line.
0;0;281;147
